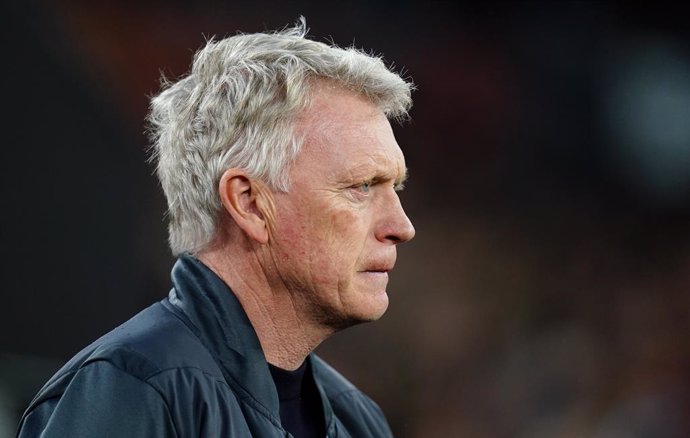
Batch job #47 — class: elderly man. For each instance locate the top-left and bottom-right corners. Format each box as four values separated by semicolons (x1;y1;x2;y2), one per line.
17;19;414;438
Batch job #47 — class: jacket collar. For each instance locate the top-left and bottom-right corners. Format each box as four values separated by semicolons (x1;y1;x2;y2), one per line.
166;254;280;416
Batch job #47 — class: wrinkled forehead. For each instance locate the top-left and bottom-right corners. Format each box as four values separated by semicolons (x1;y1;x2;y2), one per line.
296;82;383;133
292;85;407;184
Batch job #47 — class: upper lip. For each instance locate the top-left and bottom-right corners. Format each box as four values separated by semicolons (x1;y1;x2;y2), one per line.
361;259;396;273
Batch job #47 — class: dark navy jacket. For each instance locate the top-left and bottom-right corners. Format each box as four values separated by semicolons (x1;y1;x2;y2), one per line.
16;256;393;438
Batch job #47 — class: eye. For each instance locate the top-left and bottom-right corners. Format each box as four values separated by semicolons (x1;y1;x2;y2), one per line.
358;181;372;194
349;180;372;195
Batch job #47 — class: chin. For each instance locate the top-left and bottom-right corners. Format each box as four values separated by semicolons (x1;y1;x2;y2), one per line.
350;291;390;323
318;292;390;331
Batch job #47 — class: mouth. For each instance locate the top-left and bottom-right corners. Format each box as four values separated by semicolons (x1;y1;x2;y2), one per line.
359;253;397;275
359;270;389;284
363;268;390;274
360;258;395;274
357;262;393;290
360;257;396;273
361;271;389;280
359;264;394;274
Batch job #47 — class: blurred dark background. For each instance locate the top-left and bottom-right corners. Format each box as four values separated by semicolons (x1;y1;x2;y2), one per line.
2;1;689;437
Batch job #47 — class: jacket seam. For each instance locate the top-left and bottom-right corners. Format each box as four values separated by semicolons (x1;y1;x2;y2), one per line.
86;343;228;385
85;358;182;438
330;387;364;402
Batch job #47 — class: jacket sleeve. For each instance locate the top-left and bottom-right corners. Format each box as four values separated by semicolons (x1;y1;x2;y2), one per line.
17;360;179;438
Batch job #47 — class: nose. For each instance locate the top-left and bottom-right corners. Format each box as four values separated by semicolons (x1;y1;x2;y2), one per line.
376;190;416;244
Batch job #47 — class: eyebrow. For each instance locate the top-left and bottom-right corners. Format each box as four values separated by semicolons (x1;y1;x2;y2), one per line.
337;164;409;187
396;167;409;186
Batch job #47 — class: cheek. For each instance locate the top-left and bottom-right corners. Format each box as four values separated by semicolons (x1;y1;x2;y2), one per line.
302;206;367;271
273;194;369;273
320;207;365;256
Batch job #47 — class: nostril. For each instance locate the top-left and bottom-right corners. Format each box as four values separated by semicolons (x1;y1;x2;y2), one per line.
386;234;403;243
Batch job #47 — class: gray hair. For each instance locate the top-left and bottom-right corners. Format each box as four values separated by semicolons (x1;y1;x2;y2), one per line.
147;18;413;255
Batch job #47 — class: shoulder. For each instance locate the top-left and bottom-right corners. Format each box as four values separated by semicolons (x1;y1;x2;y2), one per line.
29;301;227;409
93;301;224;378
18;301;238;438
66;301;222;380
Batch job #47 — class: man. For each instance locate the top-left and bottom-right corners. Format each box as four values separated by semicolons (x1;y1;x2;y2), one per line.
17;19;415;438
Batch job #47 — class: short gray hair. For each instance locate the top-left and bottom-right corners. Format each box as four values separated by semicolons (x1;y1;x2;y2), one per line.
147;18;414;255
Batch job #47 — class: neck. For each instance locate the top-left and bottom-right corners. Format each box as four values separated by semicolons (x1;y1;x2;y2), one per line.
198;242;333;371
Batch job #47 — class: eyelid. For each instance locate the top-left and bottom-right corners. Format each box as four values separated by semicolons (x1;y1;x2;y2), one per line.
358;180;372;192
347;176;405;193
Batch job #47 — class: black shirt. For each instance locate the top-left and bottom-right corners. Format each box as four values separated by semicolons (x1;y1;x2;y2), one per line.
269;360;326;438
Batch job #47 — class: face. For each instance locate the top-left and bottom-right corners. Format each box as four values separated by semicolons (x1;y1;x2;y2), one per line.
266;84;415;329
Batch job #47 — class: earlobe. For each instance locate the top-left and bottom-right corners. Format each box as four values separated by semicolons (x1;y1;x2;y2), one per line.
218;169;271;244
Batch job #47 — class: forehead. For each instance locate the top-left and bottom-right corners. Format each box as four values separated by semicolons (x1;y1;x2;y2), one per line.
293;84;407;183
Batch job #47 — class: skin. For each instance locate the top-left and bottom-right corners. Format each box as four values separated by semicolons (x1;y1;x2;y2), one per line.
199;83;415;370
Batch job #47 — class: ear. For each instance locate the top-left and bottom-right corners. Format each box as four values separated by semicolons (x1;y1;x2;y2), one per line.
218;168;271;244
